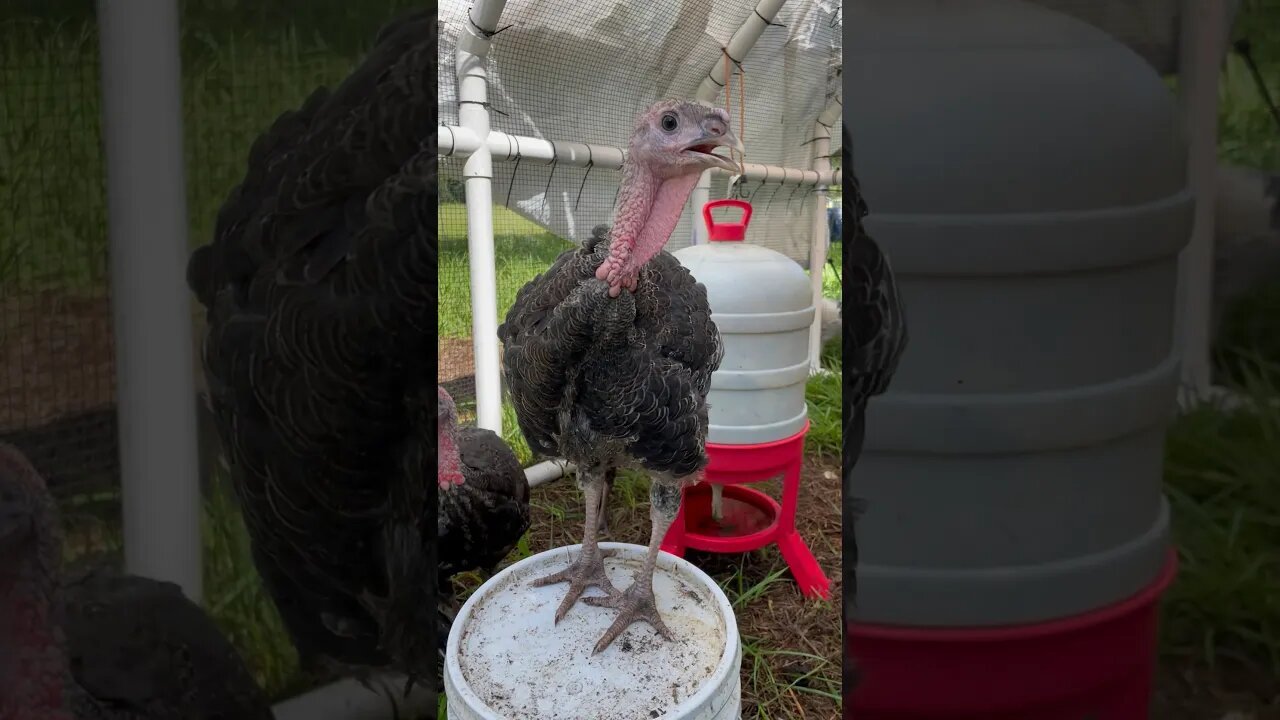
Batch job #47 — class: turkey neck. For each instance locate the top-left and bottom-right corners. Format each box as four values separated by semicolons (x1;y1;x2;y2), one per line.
605;161;701;279
437;410;463;489
0;496;76;720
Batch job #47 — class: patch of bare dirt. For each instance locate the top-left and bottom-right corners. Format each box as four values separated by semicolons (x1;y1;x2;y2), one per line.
439;335;476;385
0;289;116;432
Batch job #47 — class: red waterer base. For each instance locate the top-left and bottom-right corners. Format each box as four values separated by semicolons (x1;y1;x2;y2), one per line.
662;421;831;599
846;549;1178;720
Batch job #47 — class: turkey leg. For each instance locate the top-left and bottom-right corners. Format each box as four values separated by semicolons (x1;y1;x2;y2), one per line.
583;479;681;654
530;472;619;623
596;468;614;537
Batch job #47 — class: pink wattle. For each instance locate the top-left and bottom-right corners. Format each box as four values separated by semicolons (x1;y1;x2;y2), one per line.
437;428;465;490
597;165;699;295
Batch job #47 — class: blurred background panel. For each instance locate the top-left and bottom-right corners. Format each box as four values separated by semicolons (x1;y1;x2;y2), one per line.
0;0;416;704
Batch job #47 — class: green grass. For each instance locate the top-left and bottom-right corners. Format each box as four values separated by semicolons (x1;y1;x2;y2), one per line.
1220;0;1280;170
1167;0;1280;656
436;201;843;340
1;22;109;289
1161;357;1280;678
1169;4;1280;684
437;203;574;338
806;336;843;460
0;16;385;291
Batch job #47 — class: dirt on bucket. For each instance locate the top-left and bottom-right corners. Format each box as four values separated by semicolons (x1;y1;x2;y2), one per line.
452;546;734;720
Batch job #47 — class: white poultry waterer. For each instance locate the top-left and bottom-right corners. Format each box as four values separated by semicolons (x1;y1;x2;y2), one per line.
663;200;830;600
444;542;742;720
672;199;815;446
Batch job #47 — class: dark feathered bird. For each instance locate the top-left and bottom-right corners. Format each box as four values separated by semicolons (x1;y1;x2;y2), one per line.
186;10;442;692
0;443;273;720
498;99;739;654
842;126;908;691
436;385;531;585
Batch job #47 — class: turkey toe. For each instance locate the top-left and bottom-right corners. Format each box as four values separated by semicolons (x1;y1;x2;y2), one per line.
530;546;620;623
585;580;673;655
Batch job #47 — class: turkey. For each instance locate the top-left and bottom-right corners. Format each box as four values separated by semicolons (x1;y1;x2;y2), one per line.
843;126;909;691
498;99;738;655
436;385;531;585
185;10;443;692
0;443;274;720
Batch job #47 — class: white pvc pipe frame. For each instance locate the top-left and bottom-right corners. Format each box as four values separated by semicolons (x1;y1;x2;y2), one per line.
807;92;839;373
437;126;840;186
690;0;790;244
1174;0;1228;403
449;0;841;453
96;0;203;601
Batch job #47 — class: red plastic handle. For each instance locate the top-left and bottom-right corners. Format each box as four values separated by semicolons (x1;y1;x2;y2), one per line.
702;199;753;242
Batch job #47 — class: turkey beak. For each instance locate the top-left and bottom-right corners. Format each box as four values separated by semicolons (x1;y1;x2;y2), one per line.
687;122;744;173
706;128;744;173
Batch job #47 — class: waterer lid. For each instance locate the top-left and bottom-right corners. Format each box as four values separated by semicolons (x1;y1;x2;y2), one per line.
702;199;753;242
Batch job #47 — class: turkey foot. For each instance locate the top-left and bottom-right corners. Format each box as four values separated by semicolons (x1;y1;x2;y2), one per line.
582;575;672;654
584;483;679;655
531;544;620;623
531;476;617;623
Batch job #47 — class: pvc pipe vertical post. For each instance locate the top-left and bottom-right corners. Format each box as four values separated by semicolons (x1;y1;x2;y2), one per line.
96;0;202;601
690;0;792;244
808;105;837;373
457;0;509;433
1175;0;1226;398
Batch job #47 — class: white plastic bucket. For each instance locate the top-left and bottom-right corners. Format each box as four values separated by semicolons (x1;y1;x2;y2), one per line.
445;542;742;720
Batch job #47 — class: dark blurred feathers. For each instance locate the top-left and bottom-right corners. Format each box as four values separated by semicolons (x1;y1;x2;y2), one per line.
187;9;441;687
62;570;275;720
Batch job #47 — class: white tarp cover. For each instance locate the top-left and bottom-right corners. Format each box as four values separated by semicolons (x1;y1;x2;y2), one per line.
438;0;842;263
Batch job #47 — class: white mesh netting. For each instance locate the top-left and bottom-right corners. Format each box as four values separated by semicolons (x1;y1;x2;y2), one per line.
437;0;842;401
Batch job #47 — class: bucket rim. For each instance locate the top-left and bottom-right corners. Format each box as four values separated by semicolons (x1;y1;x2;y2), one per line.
445;541;741;719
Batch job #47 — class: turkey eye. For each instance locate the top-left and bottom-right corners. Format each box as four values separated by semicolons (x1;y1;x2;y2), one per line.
660;113;678;132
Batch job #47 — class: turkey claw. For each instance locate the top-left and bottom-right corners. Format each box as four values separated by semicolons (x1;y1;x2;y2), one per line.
530;546;620;623
583;580;672;654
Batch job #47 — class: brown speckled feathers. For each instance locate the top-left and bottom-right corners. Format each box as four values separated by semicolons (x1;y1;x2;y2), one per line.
186;9;439;688
497;226;723;478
